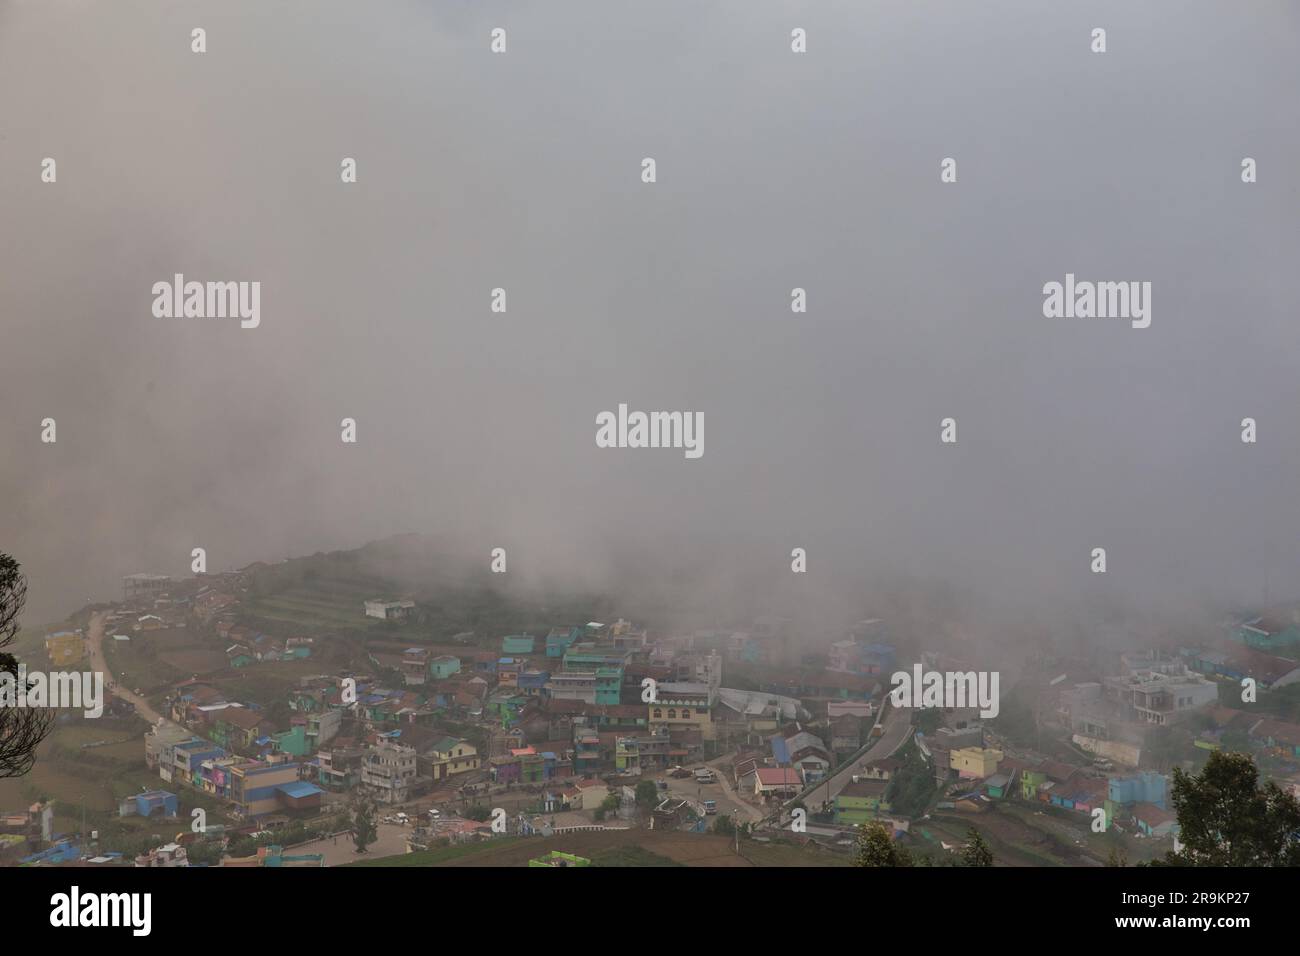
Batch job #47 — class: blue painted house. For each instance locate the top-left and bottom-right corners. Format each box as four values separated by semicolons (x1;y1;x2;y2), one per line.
518;670;550;696
119;790;179;819
1108;771;1168;810
1232;614;1300;652
430;655;461;679
502;634;536;655
546;626;583;659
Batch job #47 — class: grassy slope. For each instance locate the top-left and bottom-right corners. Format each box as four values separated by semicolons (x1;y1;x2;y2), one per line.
343;829;844;868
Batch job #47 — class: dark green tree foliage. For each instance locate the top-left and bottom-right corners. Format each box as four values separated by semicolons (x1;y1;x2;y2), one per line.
185;841;226;866
594;792;621;821
912;708;944;735
0;554;56;779
350;796;378;854
961;826;993;867
1151;751;1300;867
885;741;937;818
635;780;659;808
854;819;913;867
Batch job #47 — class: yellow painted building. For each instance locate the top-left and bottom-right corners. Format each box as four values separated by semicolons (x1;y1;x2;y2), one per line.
648;683;715;741
950;747;1003;780
428;737;480;780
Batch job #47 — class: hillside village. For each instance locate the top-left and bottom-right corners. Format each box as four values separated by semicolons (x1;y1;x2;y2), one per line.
7;559;1300;868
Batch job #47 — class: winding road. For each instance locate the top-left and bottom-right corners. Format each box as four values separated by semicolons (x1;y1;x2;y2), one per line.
85;609;164;724
790;703;914;813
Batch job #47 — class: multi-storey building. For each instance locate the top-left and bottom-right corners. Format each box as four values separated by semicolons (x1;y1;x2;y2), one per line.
1102;668;1218;726
318;745;365;792
648;681;715;744
361;742;423;804
546;671;599;705
227;758;311;819
426;737;479;781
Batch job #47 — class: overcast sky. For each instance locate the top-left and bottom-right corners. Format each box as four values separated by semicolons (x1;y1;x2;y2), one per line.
2;0;1298;628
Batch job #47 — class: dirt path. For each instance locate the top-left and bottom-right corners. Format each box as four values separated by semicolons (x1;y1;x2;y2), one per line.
86;610;163;723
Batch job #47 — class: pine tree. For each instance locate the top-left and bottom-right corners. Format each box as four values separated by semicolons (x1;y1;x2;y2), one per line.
0;554;56;779
350;797;378;854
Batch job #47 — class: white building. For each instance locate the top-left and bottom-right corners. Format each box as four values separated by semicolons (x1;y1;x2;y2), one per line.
1103;667;1218;726
361;743;422;804
364;599;415;621
545;671;599;705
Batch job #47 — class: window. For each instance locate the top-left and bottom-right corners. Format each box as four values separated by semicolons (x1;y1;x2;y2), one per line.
653;709;662;718
668;709;677;719
682;709;691;718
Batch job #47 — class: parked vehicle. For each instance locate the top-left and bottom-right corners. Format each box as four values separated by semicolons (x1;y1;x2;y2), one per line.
703;800;717;815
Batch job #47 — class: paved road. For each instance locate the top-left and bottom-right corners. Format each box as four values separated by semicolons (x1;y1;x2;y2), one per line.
793;704;913;813
85;609;164;724
708;759;765;823
662;764;763;824
292;822;413;866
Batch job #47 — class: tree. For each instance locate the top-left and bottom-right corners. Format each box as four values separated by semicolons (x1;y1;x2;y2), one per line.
350;797;378;854
1105;846;1128;867
635;780;659;808
961;827;993;867
1150;750;1300;866
913;708;944;735
854;819;913;867
0;555;56;779
594;792;620;821
884;740;936;818
185;840;226;866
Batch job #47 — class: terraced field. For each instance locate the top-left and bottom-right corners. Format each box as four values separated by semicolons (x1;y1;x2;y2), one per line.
246;580;391;630
344;830;840;867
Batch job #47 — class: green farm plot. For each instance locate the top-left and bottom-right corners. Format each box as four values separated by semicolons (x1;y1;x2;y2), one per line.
248;591;370;626
0;710;161;826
